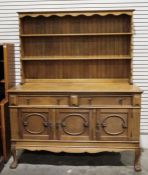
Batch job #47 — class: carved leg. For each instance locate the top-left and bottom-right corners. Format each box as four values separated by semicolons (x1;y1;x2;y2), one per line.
134;148;141;172
10;145;18;169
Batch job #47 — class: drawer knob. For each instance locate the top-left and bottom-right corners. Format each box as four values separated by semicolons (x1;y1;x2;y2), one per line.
118;98;124;105
57;98;61;105
88;98;92;105
26;98;30;105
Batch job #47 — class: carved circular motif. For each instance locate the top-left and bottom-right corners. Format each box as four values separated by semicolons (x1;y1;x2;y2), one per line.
61;114;88;136
23;113;47;135
102;115;127;135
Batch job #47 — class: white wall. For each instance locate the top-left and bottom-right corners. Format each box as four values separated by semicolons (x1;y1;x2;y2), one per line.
0;0;148;147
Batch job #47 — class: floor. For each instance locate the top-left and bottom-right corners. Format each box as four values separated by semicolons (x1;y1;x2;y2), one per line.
1;149;148;175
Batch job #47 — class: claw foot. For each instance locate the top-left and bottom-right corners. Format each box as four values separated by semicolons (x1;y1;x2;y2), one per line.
10;160;18;169
134;148;142;172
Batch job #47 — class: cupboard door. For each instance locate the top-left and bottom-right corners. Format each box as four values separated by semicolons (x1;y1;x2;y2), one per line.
56;109;93;141
96;109;131;141
19;108;52;139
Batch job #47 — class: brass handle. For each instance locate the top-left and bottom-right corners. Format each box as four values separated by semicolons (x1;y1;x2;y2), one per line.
122;123;127;129
43;122;49;127
96;122;101;129
83;122;89;127
96;122;107;128
61;123;66;128
23;121;28;127
101;122;107;128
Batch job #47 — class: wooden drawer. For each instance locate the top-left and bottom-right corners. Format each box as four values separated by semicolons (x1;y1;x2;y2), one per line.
79;96;132;106
10;95;69;106
9;95;132;106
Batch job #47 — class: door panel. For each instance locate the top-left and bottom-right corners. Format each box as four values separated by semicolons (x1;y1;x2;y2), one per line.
96;109;131;141
19;108;52;139
56;109;93;141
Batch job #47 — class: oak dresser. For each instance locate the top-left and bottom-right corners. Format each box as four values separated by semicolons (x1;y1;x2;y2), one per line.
8;10;142;171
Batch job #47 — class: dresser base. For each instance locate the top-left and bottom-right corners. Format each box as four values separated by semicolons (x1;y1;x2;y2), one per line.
10;141;141;171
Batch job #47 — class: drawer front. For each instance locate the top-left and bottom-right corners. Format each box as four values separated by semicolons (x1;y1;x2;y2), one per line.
79;96;132;106
17;96;69;106
9;95;132;106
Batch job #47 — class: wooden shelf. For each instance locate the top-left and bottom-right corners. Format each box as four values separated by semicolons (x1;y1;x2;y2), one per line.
21;55;132;61
8;82;142;93
18;10;134;18
20;33;132;37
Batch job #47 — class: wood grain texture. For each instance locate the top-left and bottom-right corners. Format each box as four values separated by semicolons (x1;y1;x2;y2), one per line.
8;82;142;93
20;14;131;34
23;60;131;79
21;36;131;57
18;10;134;18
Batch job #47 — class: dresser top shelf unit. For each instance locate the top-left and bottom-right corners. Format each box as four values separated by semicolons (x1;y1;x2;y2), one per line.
18;10;135;85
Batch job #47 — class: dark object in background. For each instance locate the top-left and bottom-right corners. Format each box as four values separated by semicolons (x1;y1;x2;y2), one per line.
0;84;5;100
19;151;123;166
0;44;15;173
0;65;4;81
